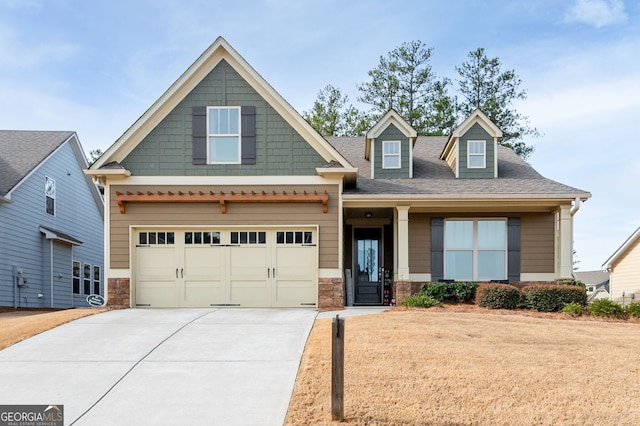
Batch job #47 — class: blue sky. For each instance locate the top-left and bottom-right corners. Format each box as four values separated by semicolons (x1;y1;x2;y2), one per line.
1;0;638;272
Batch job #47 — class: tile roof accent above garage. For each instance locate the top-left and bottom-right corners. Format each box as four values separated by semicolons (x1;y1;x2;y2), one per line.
327;136;591;199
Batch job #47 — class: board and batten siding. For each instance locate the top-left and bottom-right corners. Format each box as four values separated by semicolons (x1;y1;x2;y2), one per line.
120;59;328;177
610;240;640;303
0;141;103;308
404;212;555;278
109;184;340;270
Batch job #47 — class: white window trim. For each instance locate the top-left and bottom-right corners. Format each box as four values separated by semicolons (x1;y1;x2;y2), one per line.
206;106;242;165
82;263;92;295
93;265;101;295
382;140;401;169
45;176;56;216
72;260;81;295
467;140;486;169
443;218;507;281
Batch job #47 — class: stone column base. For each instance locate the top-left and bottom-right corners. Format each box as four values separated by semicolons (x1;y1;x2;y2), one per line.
107;278;130;309
318;278;344;309
394;281;412;306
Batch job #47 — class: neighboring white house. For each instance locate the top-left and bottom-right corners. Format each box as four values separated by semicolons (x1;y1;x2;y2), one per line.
574;270;610;302
602;227;640;305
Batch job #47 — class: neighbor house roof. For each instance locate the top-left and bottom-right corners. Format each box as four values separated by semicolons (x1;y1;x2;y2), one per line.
603;226;640;270
0;130;75;197
327;136;591;200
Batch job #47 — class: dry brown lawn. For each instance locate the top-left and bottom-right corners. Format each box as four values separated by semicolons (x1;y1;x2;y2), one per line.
285;305;640;426
0;308;107;351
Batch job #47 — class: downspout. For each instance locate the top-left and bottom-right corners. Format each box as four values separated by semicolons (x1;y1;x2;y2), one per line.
570;197;581;216
50;240;54;308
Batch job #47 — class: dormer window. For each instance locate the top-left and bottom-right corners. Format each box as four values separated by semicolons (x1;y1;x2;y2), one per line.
382;141;401;169
467;140;486;168
207;106;241;164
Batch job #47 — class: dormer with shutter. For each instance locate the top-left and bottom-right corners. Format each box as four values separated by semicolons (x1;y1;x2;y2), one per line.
440;109;502;178
365;110;417;179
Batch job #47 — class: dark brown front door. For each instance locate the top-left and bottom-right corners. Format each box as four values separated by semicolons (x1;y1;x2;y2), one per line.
354;228;382;305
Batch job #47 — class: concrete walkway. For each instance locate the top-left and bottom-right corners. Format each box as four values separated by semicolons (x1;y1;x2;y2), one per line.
0;308;317;426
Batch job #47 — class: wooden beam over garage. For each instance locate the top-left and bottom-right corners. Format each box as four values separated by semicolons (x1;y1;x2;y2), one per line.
115;190;329;214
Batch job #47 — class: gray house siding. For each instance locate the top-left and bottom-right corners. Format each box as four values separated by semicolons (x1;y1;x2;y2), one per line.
121;59;328;176
459;123;495;179
374;124;410;179
0;141;103;308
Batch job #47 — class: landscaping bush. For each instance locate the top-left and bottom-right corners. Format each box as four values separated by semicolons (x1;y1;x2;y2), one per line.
521;285;587;312
402;293;442;309
562;302;585;317
476;284;521;309
625;301;640;318
556;279;587;291
588;299;627;318
420;282;478;303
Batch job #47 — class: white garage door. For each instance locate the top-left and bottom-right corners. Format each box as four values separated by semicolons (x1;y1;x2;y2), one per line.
135;229;317;308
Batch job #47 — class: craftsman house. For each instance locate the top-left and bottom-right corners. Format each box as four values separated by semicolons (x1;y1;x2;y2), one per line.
87;37;590;309
0;131;104;308
603;226;640;305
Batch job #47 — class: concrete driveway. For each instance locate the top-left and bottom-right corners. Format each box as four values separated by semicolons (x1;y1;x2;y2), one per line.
0;308;317;425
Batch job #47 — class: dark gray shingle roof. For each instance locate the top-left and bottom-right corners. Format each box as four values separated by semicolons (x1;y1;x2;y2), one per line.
326;136;590;197
0;130;74;196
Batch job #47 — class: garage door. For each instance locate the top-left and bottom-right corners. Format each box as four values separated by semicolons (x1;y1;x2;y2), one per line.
135;229;317;308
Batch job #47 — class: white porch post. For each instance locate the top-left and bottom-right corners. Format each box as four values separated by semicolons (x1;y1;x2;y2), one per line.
396;206;410;281
557;205;573;279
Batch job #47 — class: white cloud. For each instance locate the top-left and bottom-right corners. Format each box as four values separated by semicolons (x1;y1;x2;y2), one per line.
564;0;627;28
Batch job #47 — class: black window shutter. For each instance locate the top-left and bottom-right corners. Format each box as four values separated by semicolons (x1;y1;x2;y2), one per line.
431;218;444;281
241;106;256;165
192;106;207;165
507;217;521;282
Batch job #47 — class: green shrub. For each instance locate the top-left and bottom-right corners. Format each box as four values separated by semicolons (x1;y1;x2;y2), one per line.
556;279;587;291
562;302;585;317
402;293;442;308
588;299;627;318
420;282;478;303
476;284;521;309
625;301;640;317
521;285;587;312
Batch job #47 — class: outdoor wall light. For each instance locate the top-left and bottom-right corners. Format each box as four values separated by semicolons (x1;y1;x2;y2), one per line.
365;211;373;218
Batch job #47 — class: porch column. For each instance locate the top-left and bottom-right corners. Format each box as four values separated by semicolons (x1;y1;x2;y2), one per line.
396;206;410;281
557;205;573;279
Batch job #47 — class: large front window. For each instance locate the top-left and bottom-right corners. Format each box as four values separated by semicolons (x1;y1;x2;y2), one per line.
207;106;240;164
444;219;506;281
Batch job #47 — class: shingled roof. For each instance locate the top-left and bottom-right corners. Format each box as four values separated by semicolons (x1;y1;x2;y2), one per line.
0;130;75;197
327;136;591;198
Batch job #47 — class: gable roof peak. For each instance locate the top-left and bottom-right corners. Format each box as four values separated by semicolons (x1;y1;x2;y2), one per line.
90;36;352;171
366;109;417;140
451;108;503;139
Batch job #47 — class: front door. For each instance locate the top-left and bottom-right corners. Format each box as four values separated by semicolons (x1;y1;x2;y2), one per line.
354;228;382;305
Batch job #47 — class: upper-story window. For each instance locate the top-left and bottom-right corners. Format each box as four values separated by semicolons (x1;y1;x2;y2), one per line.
207;106;241;164
382;141;401;169
467;140;486;168
45;176;55;216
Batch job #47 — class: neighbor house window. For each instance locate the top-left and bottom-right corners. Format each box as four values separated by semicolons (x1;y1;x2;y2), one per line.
207;106;241;164
467;140;486;168
93;266;101;295
45;176;55;215
83;263;91;295
382;141;401;169
72;261;80;294
444;219;506;281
